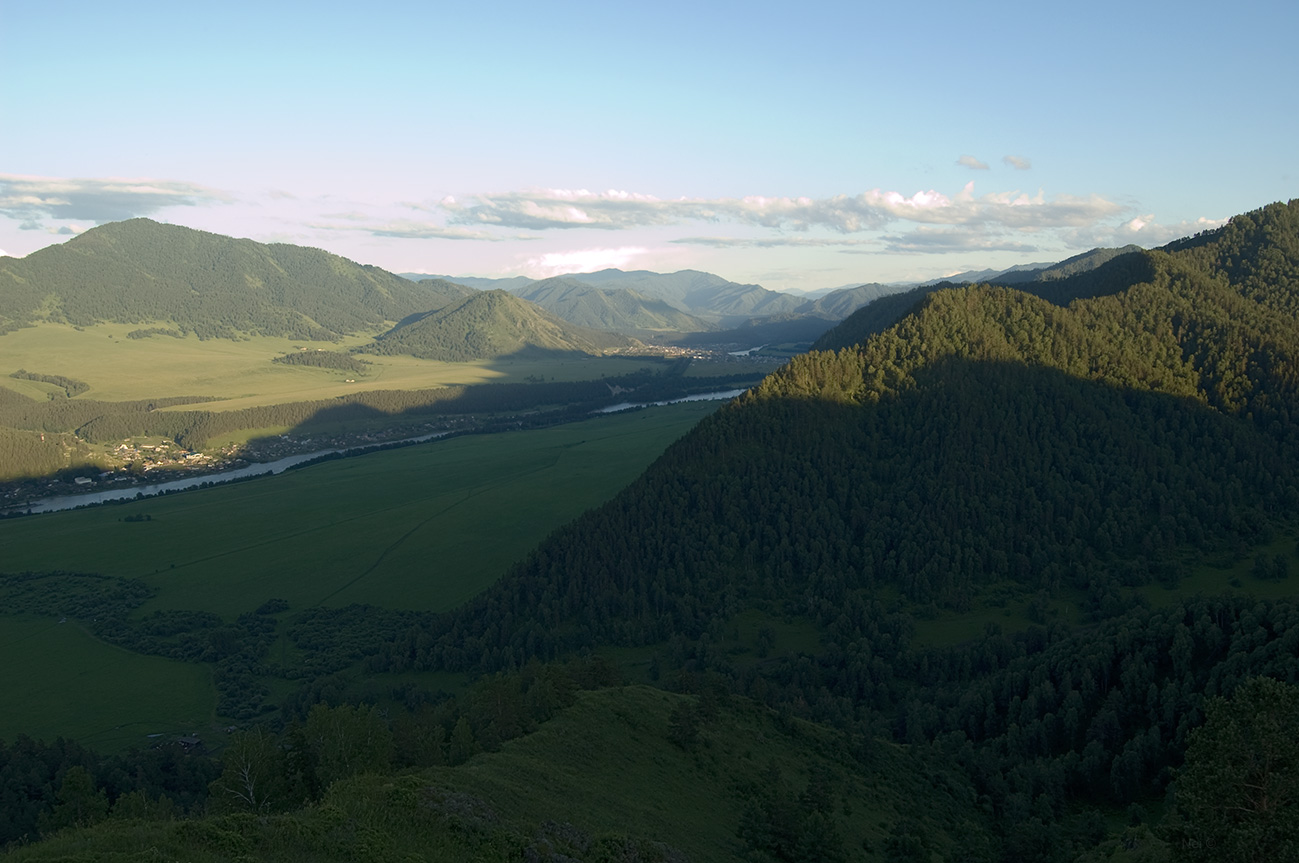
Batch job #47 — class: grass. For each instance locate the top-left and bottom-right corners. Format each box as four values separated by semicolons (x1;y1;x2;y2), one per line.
0;616;213;750
1139;530;1299;607
5;686;990;862
0;400;722;618
0;321;673;409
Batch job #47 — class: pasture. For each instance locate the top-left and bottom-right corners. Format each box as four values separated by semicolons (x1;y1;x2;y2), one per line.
0;400;724;617
0;617;212;749
0;321;668;408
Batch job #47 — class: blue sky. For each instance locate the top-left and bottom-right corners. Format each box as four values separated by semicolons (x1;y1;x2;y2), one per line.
2;0;1296;292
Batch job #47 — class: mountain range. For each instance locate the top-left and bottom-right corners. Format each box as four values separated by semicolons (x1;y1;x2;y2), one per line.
0;219;468;341
4;200;1299;860
0;218;1151;355
361;199;1299;858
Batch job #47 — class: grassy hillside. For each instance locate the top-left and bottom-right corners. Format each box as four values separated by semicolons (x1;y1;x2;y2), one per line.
3;686;991;862
0;219;465;340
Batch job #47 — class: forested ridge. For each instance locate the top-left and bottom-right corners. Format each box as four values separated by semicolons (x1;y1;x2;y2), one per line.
5;202;1299;861
0;219;468;339
355;201;1299;857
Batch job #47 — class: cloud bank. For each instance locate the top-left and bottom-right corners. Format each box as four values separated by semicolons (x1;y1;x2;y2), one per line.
0;174;229;224
439;184;1123;235
517;247;649;278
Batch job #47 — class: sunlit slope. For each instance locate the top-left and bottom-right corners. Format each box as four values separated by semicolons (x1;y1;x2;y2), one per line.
365;289;633;361
392;201;1299;665
0;218;469;339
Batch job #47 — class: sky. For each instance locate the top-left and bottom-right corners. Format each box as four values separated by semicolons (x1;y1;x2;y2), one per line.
2;0;1296;294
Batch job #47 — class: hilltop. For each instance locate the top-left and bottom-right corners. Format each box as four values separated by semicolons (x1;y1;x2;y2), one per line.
0;219;467;340
363;289;634;361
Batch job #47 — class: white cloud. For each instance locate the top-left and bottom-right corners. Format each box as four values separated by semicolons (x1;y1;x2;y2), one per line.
958;155;990;170
1063;215;1228;249
1003;155;1032;170
880;226;1040;254
309;218;508;241
439;183;1122;235
0;173;229;224
671;235;878;249
516;247;649;278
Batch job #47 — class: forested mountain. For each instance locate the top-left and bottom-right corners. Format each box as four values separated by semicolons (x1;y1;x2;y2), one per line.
561;268;798;317
814;244;1164;353
511;277;714;334
670;312;841;349
354;200;1299;857
793;282;900;319
0;220;466;339
400;273;533;291
409;277;479;302
361;290;633;361
6;203;1299;861
932;245;1140;287
991;244;1144;285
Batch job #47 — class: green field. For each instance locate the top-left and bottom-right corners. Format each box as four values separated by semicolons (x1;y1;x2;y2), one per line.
0;321;670;408
0;400;722;617
0;617;213;749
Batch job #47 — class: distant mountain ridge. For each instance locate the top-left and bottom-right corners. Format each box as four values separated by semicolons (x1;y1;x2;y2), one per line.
511;278;715;334
0;219;467;340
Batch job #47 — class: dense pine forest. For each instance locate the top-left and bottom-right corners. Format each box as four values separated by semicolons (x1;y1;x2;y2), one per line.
2;201;1299;861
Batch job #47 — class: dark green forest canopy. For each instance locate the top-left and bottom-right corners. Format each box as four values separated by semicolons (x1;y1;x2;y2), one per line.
0;219;470;339
397;200;1299;667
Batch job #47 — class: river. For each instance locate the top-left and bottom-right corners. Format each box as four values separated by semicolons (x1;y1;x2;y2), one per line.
8;389;747;516
5;431;448;516
593;388;747;414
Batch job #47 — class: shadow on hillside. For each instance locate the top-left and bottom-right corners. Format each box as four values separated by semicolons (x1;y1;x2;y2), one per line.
0;354;764;493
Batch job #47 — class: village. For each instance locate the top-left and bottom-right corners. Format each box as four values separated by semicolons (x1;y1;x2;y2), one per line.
0;416;477;513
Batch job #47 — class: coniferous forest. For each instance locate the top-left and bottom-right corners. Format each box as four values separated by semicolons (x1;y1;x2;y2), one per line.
2;202;1299;861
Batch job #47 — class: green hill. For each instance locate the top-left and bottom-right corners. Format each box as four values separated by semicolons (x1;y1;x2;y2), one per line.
354;200;1299;856
0;219;466;340
793;282;899;319
513;277;715;334
364;290;634;361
